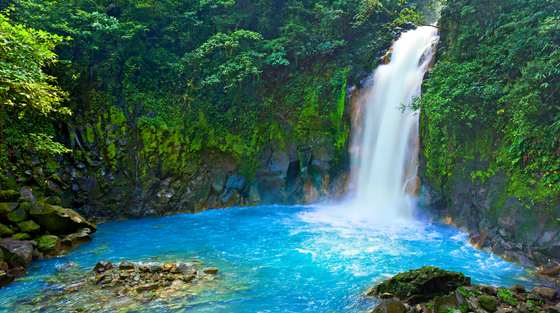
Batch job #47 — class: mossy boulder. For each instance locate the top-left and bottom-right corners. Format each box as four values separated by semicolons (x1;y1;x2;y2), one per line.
37;235;61;256
367;266;466;303
372;298;407;313
12;233;31;240
0;223;13;238
477;295;498;312
0;191;20;202
29;204;96;235
17;220;41;234
0;203;18;221
61;228;93;250
0;238;33;268
7;205;29;223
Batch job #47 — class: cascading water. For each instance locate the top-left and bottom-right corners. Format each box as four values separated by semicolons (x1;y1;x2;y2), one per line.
348;26;438;223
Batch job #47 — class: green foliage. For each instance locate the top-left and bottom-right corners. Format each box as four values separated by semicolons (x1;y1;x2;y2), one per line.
457;287;478;298
497;288;518;306
418;0;560;201
0;9;71;184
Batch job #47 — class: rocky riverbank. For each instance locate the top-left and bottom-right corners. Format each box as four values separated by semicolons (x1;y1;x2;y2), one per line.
0;189;96;288
12;260;226;312
365;266;560;313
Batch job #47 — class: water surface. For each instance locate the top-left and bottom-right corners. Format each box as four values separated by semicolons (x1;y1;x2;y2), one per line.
0;205;537;312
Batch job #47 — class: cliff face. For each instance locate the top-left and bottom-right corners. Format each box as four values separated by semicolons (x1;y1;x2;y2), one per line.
418;126;560;267
36;120;350;221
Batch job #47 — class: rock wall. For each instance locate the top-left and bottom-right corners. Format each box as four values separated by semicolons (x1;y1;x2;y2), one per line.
418;133;560;267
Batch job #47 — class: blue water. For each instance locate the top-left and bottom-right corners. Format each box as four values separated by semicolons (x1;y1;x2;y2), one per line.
0;205;537;312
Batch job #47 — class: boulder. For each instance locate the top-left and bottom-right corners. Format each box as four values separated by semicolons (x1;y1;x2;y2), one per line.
0;270;16;288
119;261;134;271
17;220;41;234
37;235;61;256
371;298;406;313
531;286;558;301
29;204;96;235
0;191;20;202
0;223;13;238
477;295;498;312
203;267;219;274
60;228;93;250
18;187;36;204
0;203;18;221
7;206;28;223
0;238;33;268
93;261;113;273
509;284;526;293
37;196;61;206
367;266;466;303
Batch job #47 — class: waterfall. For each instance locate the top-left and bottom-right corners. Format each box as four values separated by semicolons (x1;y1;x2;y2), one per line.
348;26;438;223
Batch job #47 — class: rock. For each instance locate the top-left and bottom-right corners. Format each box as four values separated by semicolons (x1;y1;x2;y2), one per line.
37;235;61;256
29;204;96;235
508;284;526;293
0;223;13;238
60;228;92;250
94;261;113;273
19;187;36;204
139;265;150;273
531;286;558;301
119;261;135;271
496;308;514;313
32;248;41;260
17;220;41;234
37;196;61;206
203;267;219;274
477;285;498;296
0;238;33;268
0;191;20;202
367;266;465;303
12;233;31;240
539;265;560;277
7;206;28;223
371;298;406;313
136;283;159;292
0;269;16;288
0;203;18;221
477;295;498;312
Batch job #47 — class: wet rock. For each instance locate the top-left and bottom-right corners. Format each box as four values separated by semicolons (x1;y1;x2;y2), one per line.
539;265;560;277
94;261;113;273
139;265;151;273
29;204;96;235
0;269;16;288
136;283;159;292
0;238;33;268
203;267;219;274
371;298;406;313
119;261;135;271
366;266;465;303
37;235;61;256
531;286;558;301
17;220;41;234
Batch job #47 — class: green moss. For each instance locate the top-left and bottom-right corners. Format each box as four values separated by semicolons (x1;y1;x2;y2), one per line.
0;223;14;237
477;295;498;312
18;220;41;233
12;233;31;240
497;288;518;306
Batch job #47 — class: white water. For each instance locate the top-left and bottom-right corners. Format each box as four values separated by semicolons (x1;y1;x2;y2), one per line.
346;26;438;223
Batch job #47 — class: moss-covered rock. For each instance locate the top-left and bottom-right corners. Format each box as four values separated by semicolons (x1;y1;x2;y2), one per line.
0;191;20;202
37;235;61;256
477;295;498;312
0;203;18;221
17;220;41;234
0;223;13;238
12;233;31;240
367;266;466;303
372;298;406;313
29;204;96;235
7;205;29;223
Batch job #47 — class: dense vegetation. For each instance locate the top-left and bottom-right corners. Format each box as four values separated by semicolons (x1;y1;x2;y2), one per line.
419;0;560;202
0;0;426;188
